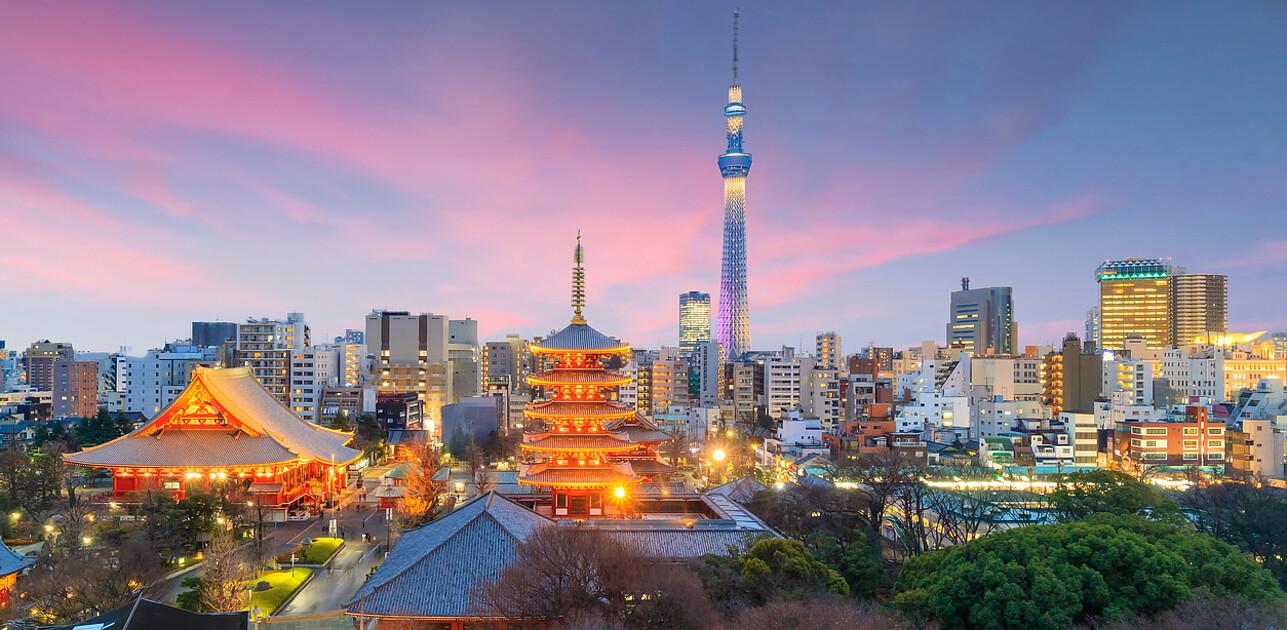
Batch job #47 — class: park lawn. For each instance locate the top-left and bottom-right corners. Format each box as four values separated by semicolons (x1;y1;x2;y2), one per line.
275;537;343;564
245;568;313;615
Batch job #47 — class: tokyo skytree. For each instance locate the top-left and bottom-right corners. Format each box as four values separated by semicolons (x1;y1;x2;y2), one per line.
715;9;752;360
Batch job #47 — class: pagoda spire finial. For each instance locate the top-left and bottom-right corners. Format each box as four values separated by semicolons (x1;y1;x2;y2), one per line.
571;231;587;324
732;8;740;85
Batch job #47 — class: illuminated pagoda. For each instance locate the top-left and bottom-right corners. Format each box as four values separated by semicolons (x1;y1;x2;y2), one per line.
517;234;673;517
65;366;361;508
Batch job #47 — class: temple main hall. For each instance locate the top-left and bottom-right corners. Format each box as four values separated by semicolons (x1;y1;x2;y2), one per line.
65;366;361;508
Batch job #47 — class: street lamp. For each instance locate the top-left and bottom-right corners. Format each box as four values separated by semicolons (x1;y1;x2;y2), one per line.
290;554;297;576
712;449;725;462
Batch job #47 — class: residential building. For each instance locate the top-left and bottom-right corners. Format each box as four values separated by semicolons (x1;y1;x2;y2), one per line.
724;361;757;423
448;318;480;402
1114;407;1225;468
119;345;220;415
764;355;807;419
1040;334;1102;414
236;313;309;404
289;347;338;422
815;332;842;370
679;291;712;353
481;335;532;395
946;279;1016;355
1102;358;1154;406
52;360;97;419
367;310;456;424
695;340;724;406
1170;273;1228;346
650;351;692;411
23;341;73;391
1061;412;1098;465
804;366;841;432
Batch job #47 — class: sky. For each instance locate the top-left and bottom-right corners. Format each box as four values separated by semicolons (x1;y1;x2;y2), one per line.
1;1;1286;355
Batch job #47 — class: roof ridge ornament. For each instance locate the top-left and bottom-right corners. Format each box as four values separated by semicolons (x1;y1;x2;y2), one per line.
571;231;587;325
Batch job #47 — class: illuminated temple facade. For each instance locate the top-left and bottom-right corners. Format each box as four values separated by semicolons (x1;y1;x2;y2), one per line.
517;235;673;517
65;366;361;507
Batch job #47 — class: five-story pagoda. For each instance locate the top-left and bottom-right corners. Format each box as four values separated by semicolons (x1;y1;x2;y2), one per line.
517;234;661;517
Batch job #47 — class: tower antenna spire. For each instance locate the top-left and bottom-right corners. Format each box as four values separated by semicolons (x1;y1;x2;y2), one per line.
732;8;740;85
571;230;587;324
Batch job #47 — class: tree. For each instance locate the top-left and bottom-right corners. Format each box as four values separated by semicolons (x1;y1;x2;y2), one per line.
1048;469;1180;523
182;527;250;612
474;525;717;629
394;443;447;529
692;537;849;616
1181;477;1287;588
446;424;469;460
732;599;914;630
17;452;63;524
17;541;166;623
0;451;26;497
463;439;492;495
892;514;1283;630
1089;594;1287;630
922;487;1007;550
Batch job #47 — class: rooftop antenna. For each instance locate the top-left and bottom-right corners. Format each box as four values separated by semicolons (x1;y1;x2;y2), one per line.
732;8;740;85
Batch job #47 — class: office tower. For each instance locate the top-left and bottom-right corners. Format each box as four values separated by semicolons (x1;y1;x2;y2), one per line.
236;313;309;404
946;278;1016;355
1085;307;1101;351
679;291;712;353
344;329;365;345
715;10;752;360
191;322;237;348
1170;273;1228;346
24;340;74;391
1274;333;1287;360
1096;259;1173;350
816;332;842;370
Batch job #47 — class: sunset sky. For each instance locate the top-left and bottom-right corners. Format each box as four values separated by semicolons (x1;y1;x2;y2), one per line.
2;1;1285;354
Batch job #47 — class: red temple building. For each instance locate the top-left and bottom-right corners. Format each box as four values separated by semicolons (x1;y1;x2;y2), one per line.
517;235;673;517
65;366;361;508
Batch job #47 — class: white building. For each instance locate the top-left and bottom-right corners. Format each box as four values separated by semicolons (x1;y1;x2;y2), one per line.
765;355;808;419
1102;358;1154;406
119;346;219;416
290;347;339;422
804;366;842;432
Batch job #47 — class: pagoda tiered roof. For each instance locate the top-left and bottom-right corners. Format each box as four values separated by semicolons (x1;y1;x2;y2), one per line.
604;413;675;444
528;368;632;387
521;431;637;452
517;461;641;487
531;323;629;353
66;367;361;469
525;400;633;420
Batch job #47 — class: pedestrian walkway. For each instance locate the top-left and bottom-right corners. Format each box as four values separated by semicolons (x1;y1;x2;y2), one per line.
274;541;382;615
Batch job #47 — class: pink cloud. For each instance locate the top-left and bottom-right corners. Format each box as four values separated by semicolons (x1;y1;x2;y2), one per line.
1217;240;1287;268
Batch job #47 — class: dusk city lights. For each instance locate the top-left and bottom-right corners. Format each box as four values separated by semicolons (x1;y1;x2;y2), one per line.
2;3;1287;629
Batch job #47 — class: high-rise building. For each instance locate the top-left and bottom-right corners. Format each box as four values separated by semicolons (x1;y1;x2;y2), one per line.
946;279;1016;355
1274;333;1287;360
191;322;237;348
482;334;533;396
678;291;712;353
365;310;474;425
448;319;480;402
815;332;842;370
1096;259;1173;351
1170;273;1228;346
715;10;752;360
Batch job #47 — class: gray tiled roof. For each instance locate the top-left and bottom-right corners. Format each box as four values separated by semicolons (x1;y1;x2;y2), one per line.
65;432;298;468
707;475;769;503
605;529;768;559
0;539;32;576
532;324;628;352
346;492;552;618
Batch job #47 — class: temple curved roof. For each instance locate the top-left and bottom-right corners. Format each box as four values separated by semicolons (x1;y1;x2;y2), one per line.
525;400;634;420
603;413;674;443
66;366;361;469
531;323;630;353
